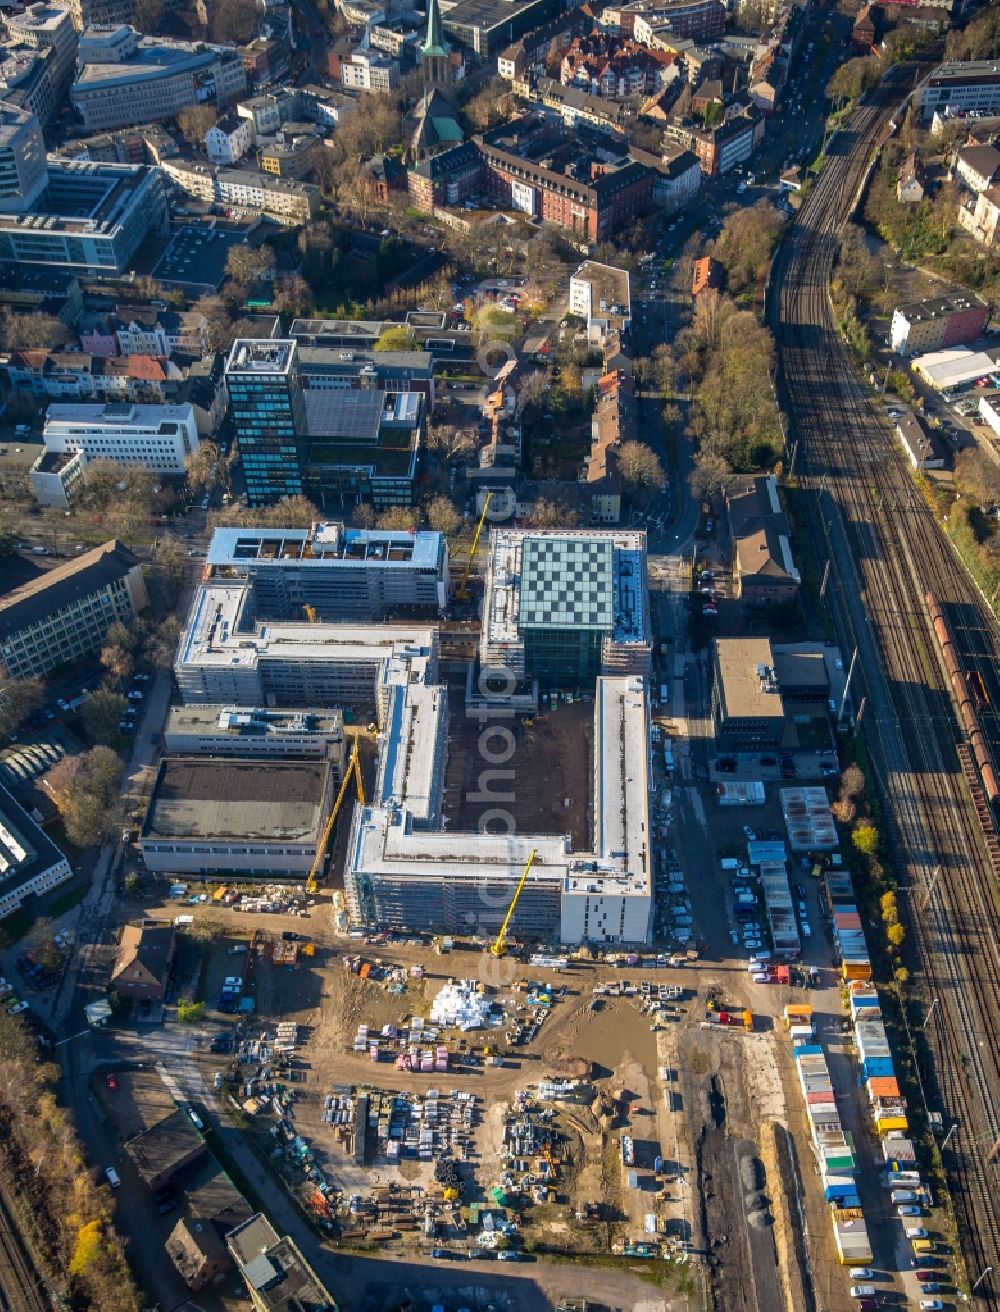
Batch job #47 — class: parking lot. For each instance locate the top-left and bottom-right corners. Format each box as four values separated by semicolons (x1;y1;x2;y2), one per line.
152;225;249;290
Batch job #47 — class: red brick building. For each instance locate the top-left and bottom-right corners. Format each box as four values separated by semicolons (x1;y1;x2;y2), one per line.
408;120;654;239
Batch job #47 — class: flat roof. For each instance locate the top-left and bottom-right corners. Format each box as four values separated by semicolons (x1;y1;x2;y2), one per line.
206;523;443;573
164;704;344;739
894;292;986;322
73;38;234;90
442;0;550;33
143;757;329;843
225;338;295;377
714;637;785;720
571;260;631;310
348;674;649;899
483;528;649;650
177;581;436;673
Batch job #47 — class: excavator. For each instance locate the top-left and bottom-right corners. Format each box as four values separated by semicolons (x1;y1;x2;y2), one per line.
306;738;365;894
489;849;538;958
456;490;493;602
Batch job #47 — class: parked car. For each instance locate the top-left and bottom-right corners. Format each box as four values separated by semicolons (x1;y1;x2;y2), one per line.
105;1167;121;1188
742;826;756;840
897;1204;922;1217
848;1268;874;1280
905;1227;929;1240
8;1000;28;1014
801;921;812;937
106;1073;117;1090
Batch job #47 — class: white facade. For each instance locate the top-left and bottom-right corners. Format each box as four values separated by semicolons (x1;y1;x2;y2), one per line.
43;400;199;473
0;103;47;214
341;50;399;92
0;783;72;920
205;116;253;165
979;394;1000;439
569;259;631;331
917;61;1000;123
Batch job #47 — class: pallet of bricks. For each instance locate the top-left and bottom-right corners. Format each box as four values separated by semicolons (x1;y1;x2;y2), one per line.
274;1023;299;1063
785;1005;872;1266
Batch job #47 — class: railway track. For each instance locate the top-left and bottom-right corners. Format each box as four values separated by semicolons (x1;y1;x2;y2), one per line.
0;1181;49;1312
770;74;1000;1303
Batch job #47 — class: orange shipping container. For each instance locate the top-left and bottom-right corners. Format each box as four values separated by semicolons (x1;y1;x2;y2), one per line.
867;1077;900;1099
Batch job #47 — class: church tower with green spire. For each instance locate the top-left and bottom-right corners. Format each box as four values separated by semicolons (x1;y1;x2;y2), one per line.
421;0;452;89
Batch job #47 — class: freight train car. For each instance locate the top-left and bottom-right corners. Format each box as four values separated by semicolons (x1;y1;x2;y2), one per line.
925;591;999;804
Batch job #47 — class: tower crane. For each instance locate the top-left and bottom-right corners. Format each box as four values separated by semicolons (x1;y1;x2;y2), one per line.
490;849;538;958
457;490;493;601
306;738;365;894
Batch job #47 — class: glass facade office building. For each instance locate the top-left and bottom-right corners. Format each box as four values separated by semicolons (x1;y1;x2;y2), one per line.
225;339;307;505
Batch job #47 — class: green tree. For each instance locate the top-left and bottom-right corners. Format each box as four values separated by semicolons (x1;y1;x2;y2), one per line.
82;689;127;744
0;674;43;739
176;999;206;1024
374;325;418;352
852;822;880;857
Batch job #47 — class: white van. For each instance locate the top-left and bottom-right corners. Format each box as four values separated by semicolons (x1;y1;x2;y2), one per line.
749;952;772;965
174;914;194;926
720;858;740;870
850;1287;875;1300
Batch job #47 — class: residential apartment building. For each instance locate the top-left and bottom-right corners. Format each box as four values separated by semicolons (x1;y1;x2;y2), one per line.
0;154;167;273
630;144;701;211
537;79;632;135
205;112;253;166
954;142;1000;194
960;183;1000;246
0;538;147;678
0;781;73;919
340;49;399;92
632;0;725;43
70;28;247;131
258;124;321;179
569;259;631;333
203;521;449;617
665;109;761;175
225;338;306;505
43;400;199;473
726;474;800;608
889;292;989;355
917;60;1000;123
1;4;78;123
162;159;319;223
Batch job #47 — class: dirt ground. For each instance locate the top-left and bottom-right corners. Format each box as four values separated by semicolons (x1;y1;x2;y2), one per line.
443;693;593;849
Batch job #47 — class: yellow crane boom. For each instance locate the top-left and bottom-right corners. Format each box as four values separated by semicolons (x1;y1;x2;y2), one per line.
306;738;365;893
457;490;493;601
490;848;538;958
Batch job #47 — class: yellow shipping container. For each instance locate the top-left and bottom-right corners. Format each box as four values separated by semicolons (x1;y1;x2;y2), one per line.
876;1114;909;1135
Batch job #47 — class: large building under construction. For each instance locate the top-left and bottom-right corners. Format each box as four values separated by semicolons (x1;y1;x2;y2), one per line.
170;526;652;943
